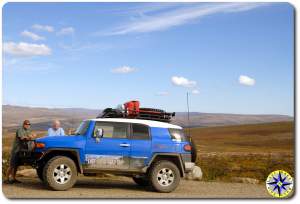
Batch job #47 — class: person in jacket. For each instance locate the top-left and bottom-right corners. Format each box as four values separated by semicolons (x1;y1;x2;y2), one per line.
4;120;35;184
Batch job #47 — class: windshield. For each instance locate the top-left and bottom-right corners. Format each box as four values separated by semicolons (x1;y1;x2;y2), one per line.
75;120;90;135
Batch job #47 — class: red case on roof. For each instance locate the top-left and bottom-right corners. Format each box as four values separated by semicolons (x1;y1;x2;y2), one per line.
124;100;140;117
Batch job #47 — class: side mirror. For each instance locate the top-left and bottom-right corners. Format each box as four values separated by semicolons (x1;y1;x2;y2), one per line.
95;128;104;138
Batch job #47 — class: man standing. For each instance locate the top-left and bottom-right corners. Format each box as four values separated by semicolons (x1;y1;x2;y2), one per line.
4;120;34;184
48;120;65;136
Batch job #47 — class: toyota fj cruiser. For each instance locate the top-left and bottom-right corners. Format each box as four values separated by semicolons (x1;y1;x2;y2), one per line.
25;118;196;192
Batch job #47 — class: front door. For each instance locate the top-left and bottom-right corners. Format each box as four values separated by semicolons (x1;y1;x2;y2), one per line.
85;121;131;170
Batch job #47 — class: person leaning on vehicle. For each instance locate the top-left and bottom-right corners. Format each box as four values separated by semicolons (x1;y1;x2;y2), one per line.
4;120;35;184
47;120;65;136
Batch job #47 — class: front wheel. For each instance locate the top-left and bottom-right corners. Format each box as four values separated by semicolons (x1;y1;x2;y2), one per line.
149;160;180;193
43;156;78;191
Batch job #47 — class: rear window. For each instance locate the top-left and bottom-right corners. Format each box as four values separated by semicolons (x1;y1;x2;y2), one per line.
169;128;187;141
132;124;150;140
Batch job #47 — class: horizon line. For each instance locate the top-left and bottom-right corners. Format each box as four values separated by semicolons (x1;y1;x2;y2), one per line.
2;103;294;117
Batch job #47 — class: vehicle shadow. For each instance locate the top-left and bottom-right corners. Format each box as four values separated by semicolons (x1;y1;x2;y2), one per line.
5;177;152;192
74;178;152;192
3;178;45;190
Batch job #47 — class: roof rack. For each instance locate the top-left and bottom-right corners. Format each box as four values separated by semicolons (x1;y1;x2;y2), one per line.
97;100;175;123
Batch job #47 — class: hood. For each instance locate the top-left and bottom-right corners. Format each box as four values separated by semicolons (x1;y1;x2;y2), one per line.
35;135;86;149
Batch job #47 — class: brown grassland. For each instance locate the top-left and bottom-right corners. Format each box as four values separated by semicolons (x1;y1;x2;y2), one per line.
2;121;294;183
188;121;294;182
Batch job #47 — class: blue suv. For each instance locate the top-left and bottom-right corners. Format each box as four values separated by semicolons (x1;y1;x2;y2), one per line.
29;118;195;192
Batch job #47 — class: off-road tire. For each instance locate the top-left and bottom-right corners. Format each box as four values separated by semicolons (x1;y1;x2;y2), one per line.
132;177;149;186
43;156;77;191
149;160;180;193
36;166;44;181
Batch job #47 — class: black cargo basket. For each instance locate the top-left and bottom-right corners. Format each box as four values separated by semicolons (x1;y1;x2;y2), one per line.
97;108;175;122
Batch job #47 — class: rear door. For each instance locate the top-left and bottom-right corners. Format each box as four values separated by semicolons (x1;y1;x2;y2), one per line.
84;122;131;170
129;123;152;170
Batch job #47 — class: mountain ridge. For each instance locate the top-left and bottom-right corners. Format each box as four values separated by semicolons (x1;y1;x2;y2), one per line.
2;105;293;130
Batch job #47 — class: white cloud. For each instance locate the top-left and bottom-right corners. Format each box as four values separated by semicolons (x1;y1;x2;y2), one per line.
191;89;200;94
21;30;45;41
171;76;197;88
102;3;267;35
156;91;169;96
239;75;256;86
57;27;75;35
32;24;54;32
3;42;51;57
111;66;137;74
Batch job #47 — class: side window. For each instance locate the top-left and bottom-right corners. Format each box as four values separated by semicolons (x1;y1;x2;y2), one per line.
94;122;128;139
131;124;149;140
169;128;186;141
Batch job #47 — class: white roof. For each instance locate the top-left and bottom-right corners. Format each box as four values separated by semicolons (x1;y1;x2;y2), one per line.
90;118;182;129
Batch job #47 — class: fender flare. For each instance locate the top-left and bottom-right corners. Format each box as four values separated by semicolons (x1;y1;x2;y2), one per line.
146;153;185;177
39;148;83;173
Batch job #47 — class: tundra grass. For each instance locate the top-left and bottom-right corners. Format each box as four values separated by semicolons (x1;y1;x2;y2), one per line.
2;121;294;182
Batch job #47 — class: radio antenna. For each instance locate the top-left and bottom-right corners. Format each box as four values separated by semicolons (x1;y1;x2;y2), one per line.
186;92;191;137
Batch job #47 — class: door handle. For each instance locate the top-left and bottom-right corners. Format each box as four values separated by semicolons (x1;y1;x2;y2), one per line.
120;143;130;147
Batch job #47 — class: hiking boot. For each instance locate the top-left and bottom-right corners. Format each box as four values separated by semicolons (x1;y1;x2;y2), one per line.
3;180;14;184
11;179;22;184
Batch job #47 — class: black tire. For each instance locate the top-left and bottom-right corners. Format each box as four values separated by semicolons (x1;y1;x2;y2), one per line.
100;108;122;118
132;177;149;186
36;166;44;181
43;156;78;191
149;160;180;193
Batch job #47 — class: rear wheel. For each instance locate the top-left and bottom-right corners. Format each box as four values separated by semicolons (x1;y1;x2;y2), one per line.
149;160;180;193
43;156;77;191
132;176;149;186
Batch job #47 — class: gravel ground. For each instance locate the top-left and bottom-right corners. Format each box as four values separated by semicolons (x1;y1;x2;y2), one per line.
2;176;271;199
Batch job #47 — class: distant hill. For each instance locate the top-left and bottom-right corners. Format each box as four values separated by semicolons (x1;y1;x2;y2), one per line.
2;105;96;130
2;105;293;131
173;112;293;127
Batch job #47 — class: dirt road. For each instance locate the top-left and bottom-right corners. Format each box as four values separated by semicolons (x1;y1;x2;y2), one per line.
3;176;271;199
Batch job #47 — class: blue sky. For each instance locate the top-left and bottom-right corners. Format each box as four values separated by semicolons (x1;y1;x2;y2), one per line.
2;2;294;115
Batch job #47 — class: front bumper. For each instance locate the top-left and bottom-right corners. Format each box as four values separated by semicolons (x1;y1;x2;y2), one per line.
18;151;43;167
